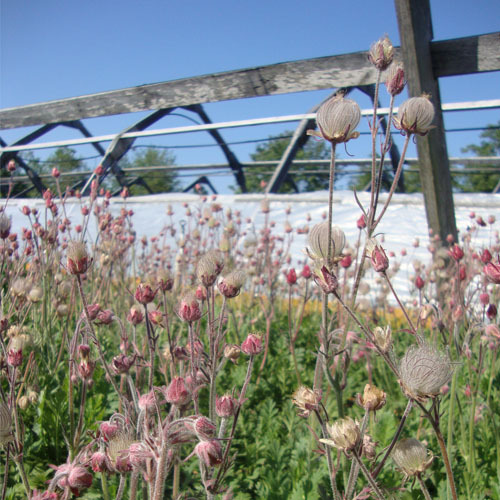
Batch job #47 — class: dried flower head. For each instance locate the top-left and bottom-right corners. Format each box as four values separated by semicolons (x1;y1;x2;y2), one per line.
308;94;361;144
399;343;453;401
484;259;500;284
320;417;360;452
292;386;322;417
107;431;134;473
392;438;434;478
306;222;346;264
177;292;202;322
66;241;89;275
218;270;246;298
373;325;392;353
241;333;263;355
357;384;386;412
369;35;394;71
394;95;435;136
197;250;224;287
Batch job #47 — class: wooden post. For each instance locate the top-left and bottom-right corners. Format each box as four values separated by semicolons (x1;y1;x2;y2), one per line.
395;0;458;242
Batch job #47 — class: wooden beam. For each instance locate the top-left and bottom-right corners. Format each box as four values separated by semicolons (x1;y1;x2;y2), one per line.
395;0;457;242
1;32;499;130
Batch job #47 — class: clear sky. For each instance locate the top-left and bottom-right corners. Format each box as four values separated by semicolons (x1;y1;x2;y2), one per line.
1;0;499;192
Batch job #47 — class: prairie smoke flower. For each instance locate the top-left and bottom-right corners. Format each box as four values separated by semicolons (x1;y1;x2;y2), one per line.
216;394;238;418
197;250;224;287
487;304;498;319
218;270;246;298
241;333;263;355
66;241;89;275
366;238;389;273
107;432;134;473
356;384;386;412
164;376;191;406
392;438;434;478
224;344;241;364
399;344;453;401
481;248;493;264
292;386;322;417
394;95;435;136
308;94;361;144
194;439;223;467
385;61;405;96
0;214;11;239
134;283;156;304
484;260;500;284
178;293;202;322
368;35;394;71
286;268;297;285
313;265;339;294
111;354;135;374
320;417;360;452
306;222;346;264
448;244;464;262
91;451;111;473
127;305;144;325
185;416;217;440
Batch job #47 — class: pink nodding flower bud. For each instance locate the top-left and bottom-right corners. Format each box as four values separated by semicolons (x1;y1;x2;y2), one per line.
127;306;144;325
481;249;493;263
111;354;135;374
91;451;110;473
134;283;156;304
286;268;297;285
370;244;389;273
487;304;498;320
241;333;263;356
178;293;202;322
94;165;104;176
216;394;238;418
194;439;223;467
82;303;101;321
7;348;22;368
22;206;31;216
313;265;339;294
385;62;405;96
148;309;164;326
340;254;352;268
479;293;490;306
78;359;95;381
165;376;191;406
301;264;312;279
67;465;93;492
7;160;16;172
484;260;500;284
195;285;207;301
448;244;464;262
186;416;216;440
51;168;60;178
96;309;114;325
415;276;425;290
99;421;120;441
357;214;367;229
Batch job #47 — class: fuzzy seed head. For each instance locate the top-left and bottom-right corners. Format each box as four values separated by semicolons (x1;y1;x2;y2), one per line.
0;214;12;239
373;325;392;353
218;270;246;298
311;95;361;144
394;95;435;136
369;35;394;71
292;386;322;417
306;222;346;264
399;344;453;401
321;417;360;452
392;438;434;477
66;241;89;275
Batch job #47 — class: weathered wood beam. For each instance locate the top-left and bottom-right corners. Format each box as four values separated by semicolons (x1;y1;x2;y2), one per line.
1;32;498;130
395;0;457;242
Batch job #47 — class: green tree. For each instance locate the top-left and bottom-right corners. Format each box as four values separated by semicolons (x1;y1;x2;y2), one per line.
242;131;330;193
118;147;179;195
456;121;500;192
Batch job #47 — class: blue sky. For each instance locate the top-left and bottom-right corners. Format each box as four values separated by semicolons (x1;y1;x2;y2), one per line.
1;0;499;192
